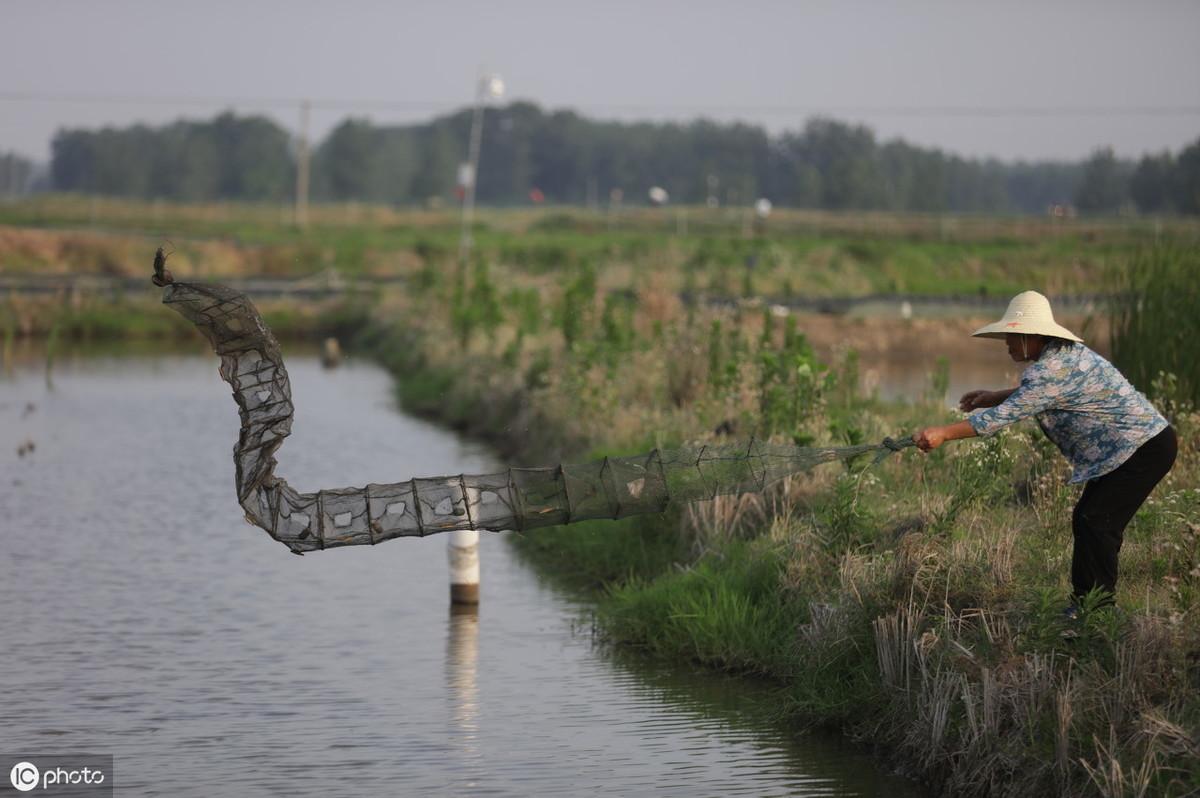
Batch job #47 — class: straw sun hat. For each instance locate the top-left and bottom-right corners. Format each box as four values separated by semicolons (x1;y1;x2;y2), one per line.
971;290;1083;342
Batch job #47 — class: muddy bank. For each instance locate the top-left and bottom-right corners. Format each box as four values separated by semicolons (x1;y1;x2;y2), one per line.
778;310;1107;403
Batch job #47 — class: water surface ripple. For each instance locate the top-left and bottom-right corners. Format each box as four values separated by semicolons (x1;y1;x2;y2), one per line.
0;353;921;797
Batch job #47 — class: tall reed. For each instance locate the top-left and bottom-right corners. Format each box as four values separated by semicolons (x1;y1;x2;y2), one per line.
1110;246;1200;408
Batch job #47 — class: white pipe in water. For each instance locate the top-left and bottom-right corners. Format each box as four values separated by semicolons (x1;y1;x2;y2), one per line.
448;529;480;604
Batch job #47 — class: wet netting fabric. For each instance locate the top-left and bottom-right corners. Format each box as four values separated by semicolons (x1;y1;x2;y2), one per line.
156;270;914;555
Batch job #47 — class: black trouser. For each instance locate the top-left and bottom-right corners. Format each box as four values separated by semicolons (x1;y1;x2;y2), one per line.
1071;426;1177;601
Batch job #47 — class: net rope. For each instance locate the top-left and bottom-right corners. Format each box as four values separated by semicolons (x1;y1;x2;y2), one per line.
151;254;914;555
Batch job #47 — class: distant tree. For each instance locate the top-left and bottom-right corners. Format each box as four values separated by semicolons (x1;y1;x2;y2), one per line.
1130;152;1176;213
588;120;644;203
880;141;939;211
478;102;539;203
47;104;1198;216
528;109;589;203
689;120;770;205
51;112;293;201
1174;137;1200;214
154;121;220;200
108;125;160;196
798;119;886;209
50;129;93;192
372;128;420;204
317;119;377;200
212;112;293;201
1005;161;1084;213
1074;147;1131;214
768;134;821;208
877;141;1011;213
314;119;422;204
408;120;463;204
0;151;37;197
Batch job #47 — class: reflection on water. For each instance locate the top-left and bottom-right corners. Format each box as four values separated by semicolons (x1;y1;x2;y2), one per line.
0;350;922;796
446;604;480;738
858;352;1024;407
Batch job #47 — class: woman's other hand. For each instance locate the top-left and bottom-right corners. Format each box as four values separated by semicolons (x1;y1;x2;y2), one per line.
958;389;993;411
915;426;947;452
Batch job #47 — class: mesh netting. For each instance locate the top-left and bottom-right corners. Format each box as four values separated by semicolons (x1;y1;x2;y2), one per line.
156;272;913;555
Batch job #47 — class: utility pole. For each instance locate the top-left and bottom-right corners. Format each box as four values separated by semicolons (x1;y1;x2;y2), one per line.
294;100;311;230
458;73;504;269
450;73;503;606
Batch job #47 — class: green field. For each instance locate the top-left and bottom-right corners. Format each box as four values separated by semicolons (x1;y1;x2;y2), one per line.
3;196;1198;297
4;199;1199;796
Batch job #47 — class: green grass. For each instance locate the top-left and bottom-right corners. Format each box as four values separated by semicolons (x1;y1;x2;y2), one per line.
599;540;802;675
511;513;690;591
0;294;374;343
5;196;1198;303
1110;245;1200;409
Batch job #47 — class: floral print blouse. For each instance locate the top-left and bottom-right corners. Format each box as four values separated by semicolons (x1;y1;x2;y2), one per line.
967;341;1167;483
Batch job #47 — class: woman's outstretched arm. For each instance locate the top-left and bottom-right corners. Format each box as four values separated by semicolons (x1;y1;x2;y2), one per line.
915;420;977;452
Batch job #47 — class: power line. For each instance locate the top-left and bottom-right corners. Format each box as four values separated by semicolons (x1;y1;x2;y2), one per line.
1;90;1198;118
600;104;1200;118
0;91;454;112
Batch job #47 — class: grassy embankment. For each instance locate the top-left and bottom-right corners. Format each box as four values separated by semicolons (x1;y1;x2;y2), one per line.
368;236;1200;798
4;199;1200;795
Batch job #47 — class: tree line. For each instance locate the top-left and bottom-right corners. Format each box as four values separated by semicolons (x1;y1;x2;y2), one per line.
1;152;39;198
22;104;1200;214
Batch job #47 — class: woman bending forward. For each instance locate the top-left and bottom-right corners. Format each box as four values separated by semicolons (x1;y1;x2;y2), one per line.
915;291;1176;605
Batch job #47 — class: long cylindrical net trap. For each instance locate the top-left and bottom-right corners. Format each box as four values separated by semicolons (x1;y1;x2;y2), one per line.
150;250;913;555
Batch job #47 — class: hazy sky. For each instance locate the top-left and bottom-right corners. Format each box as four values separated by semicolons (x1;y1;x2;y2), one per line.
3;0;1198;163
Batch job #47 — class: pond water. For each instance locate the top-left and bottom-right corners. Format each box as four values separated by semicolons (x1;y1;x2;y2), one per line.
0;350;923;796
